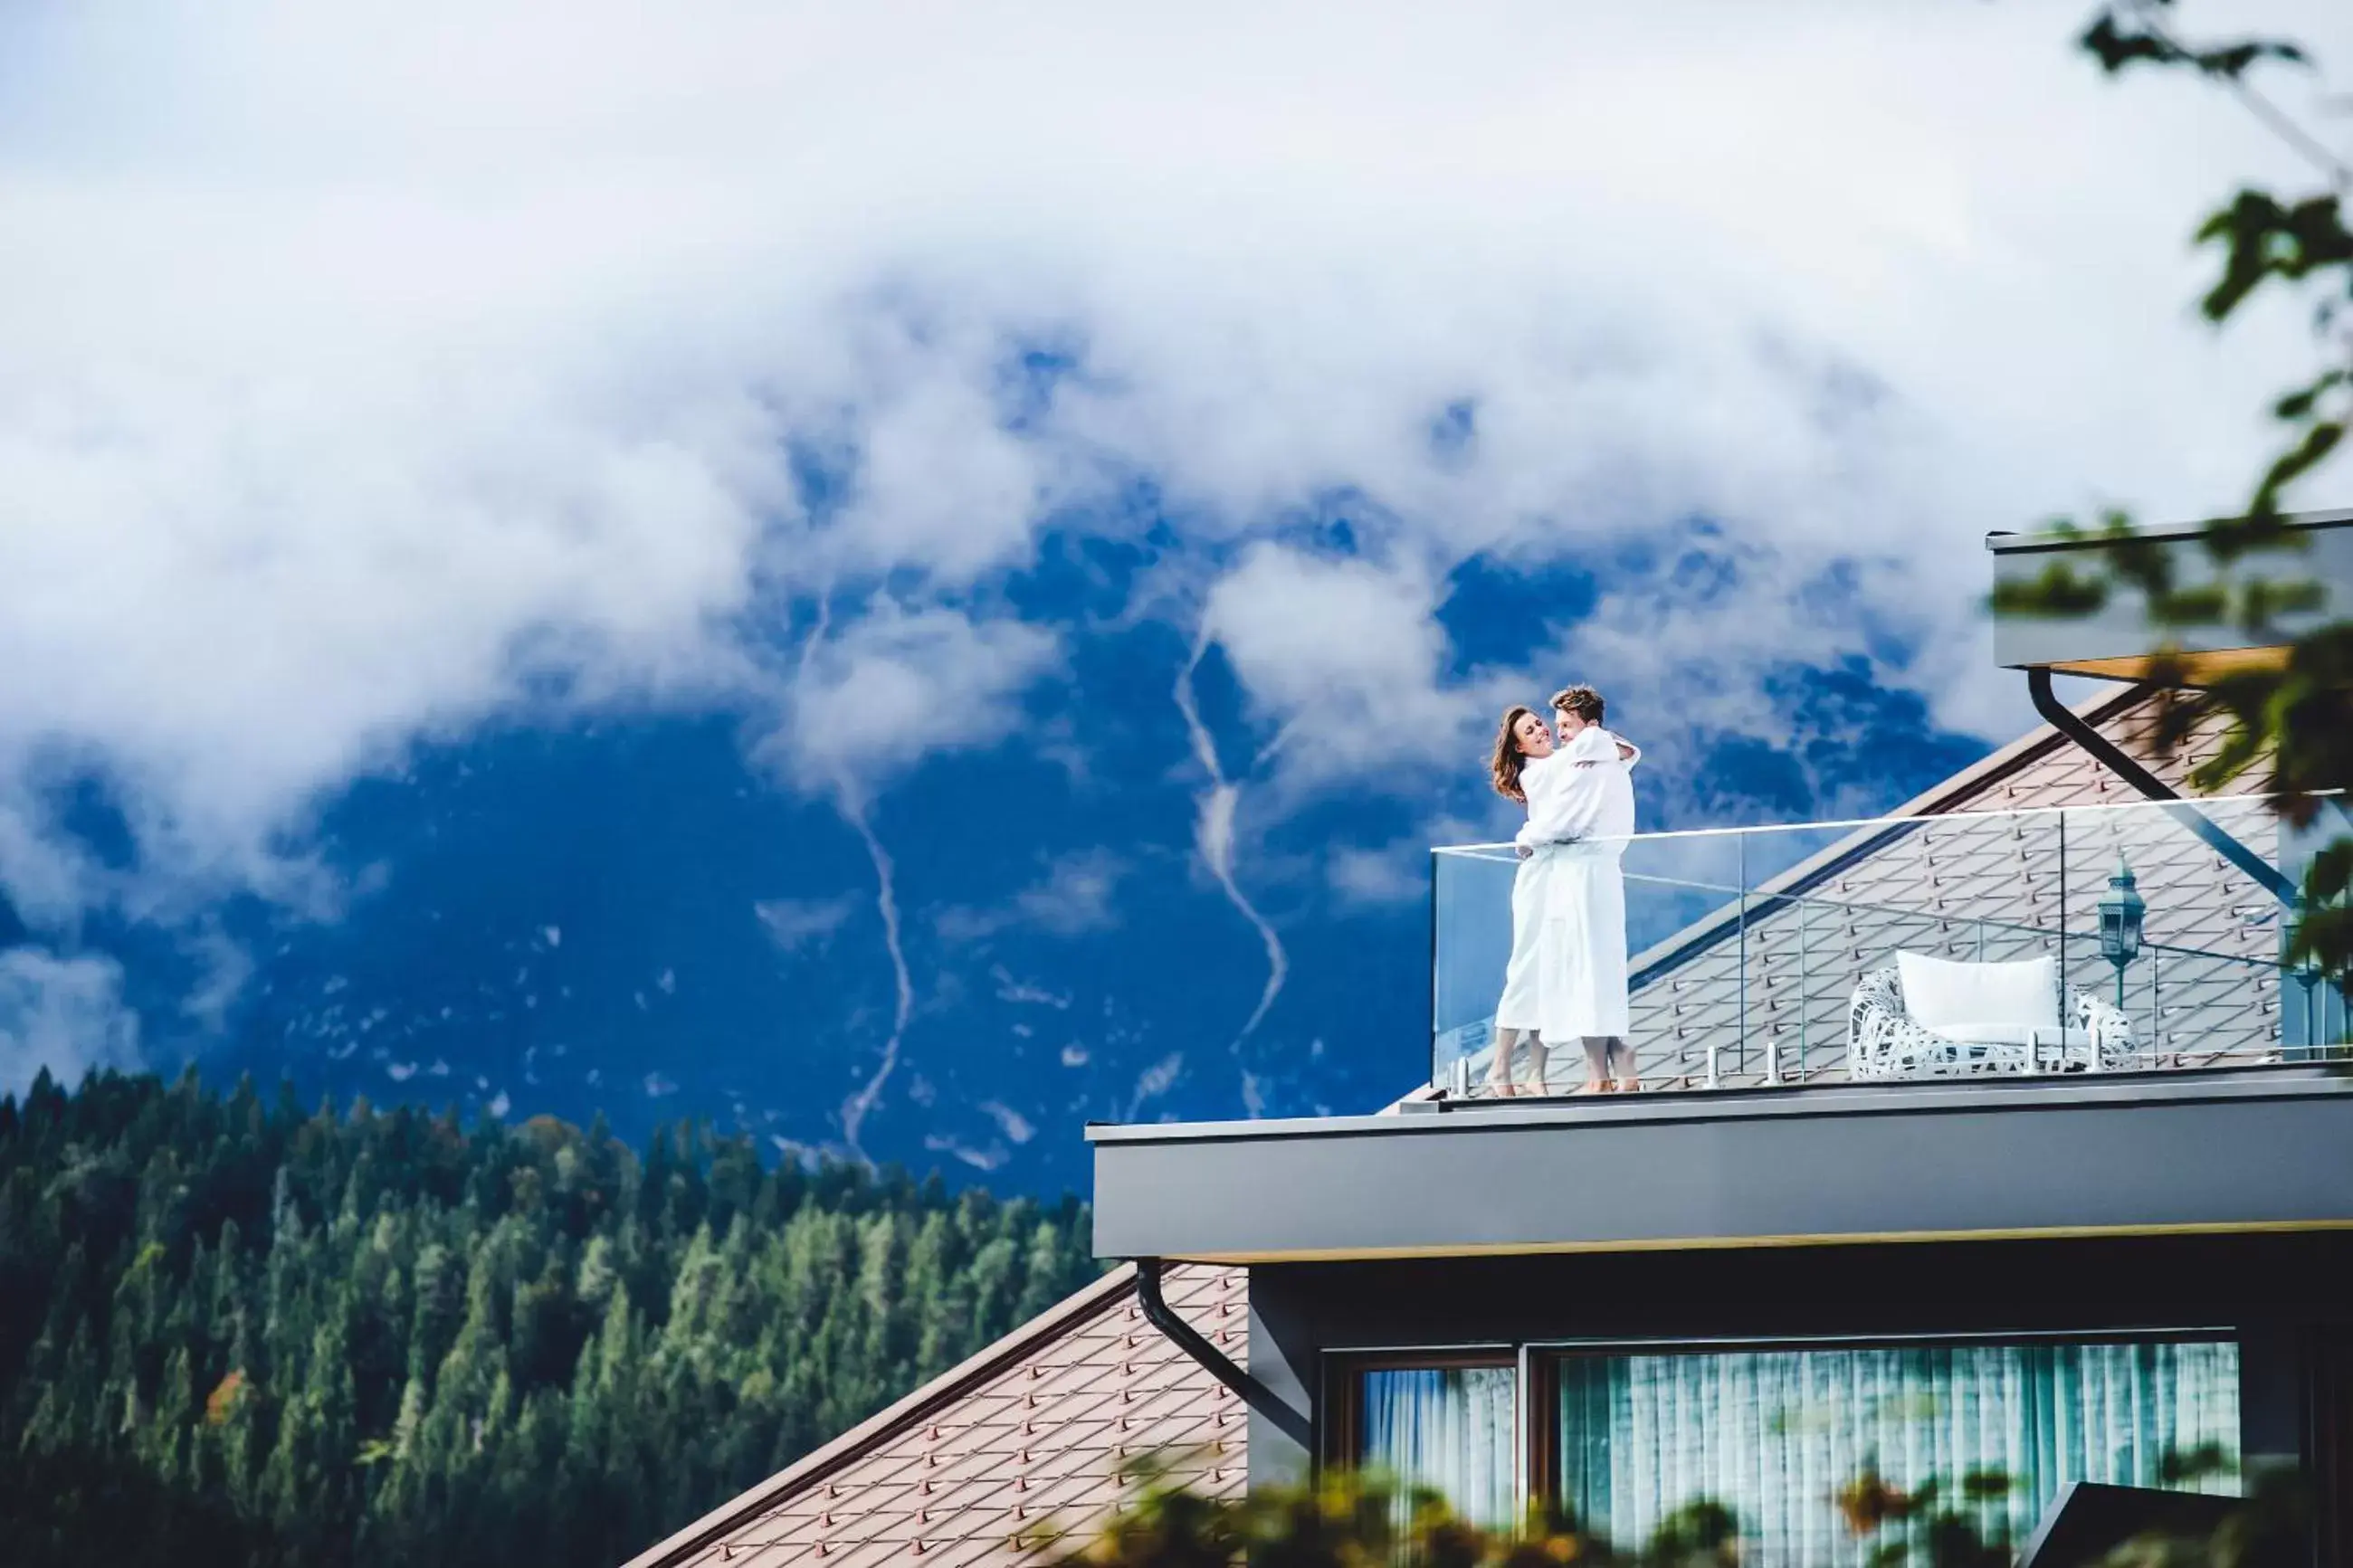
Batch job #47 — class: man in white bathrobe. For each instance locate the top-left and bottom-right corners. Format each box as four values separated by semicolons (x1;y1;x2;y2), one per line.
1511;685;1640;1090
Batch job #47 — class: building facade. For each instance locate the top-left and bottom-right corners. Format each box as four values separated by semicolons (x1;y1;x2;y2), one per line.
630;517;2353;1568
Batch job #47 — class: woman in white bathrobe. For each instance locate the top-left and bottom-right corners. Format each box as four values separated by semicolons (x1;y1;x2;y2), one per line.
1488;707;1640;1094
1486;705;1559;1095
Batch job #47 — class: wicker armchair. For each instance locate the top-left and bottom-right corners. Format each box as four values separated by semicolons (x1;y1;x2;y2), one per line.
1848;965;2136;1080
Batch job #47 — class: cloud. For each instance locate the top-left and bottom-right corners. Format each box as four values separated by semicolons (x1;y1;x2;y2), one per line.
1203;544;1472;788
935;849;1125;946
775;601;1061;799
755;894;860;953
178;924;254;1032
992;966;1072;1008
1124;1051;1186;1121
2;0;2346;943
977;1099;1036;1145
922;1133;1008;1172
0;948;142;1096
1329;844;1428;908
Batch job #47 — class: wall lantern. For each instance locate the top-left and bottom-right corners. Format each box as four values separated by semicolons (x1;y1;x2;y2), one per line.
2096;855;2147;1007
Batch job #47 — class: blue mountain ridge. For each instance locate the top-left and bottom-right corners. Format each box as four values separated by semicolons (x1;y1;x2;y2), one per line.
1;544;1986;1195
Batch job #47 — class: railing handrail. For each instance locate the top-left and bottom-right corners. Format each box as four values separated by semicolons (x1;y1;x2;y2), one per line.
1429;786;2339;859
1429;786;2350;1096
1609;870;2281;969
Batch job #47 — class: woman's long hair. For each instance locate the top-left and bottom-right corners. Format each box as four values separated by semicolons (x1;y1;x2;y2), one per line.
1491;705;1541;803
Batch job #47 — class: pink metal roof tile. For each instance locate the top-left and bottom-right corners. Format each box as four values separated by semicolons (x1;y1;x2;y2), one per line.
628;1265;1245;1568
1618;691;2290;1088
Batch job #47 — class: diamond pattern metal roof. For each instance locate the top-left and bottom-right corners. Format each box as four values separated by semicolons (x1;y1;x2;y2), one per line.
623;1264;1245;1568
1625;689;2293;1088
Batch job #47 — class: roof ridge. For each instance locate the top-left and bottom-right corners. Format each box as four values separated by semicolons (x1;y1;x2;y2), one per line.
1865;680;2150;821
620;1262;1143;1568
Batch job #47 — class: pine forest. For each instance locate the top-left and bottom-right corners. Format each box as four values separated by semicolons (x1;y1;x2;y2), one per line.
0;1069;1103;1568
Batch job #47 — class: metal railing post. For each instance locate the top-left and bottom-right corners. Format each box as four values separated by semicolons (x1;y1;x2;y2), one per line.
2057;811;2069;1019
1786;895;1805;1084
1721;832;1742;1090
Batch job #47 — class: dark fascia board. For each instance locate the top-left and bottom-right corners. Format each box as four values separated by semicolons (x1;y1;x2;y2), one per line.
1089;1068;2353;1263
1987;509;2350;672
1984;507;2353;556
1086;1065;2343;1147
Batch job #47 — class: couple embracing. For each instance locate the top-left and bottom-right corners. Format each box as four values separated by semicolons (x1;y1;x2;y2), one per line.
1485;684;1640;1097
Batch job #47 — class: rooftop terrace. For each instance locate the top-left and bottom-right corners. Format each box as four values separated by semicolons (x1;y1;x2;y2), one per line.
1432;787;2348;1103
1090;683;2353;1266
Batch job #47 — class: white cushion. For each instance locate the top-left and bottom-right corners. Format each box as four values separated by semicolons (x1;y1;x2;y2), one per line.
1936;1022;2087;1049
1895;951;2059;1032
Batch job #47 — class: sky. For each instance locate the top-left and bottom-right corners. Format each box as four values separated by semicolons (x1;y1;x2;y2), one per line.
2;1;2348;1177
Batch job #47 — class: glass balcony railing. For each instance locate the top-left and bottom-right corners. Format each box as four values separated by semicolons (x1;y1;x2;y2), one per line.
1432;793;2351;1098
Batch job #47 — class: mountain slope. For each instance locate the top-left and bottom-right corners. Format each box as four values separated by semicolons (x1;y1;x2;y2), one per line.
0;1069;1100;1568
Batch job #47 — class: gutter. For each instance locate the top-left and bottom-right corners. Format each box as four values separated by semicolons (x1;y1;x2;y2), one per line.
1133;1256;1312;1449
2024;667;2300;908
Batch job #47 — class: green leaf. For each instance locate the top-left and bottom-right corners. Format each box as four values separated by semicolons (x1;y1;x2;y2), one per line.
2196;190;2353;323
2272;368;2347;421
1990;565;2109;617
2079;7;2306;80
2253;421;2346;516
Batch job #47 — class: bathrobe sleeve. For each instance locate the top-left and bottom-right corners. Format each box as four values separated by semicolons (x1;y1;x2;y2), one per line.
1517;753;1610;847
1518;730;1639;846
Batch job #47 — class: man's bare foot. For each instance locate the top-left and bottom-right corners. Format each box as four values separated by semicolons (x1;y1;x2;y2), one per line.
1615;1077;1642;1094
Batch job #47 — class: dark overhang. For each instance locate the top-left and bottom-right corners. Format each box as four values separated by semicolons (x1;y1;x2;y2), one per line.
1987;508;2351;687
1088;1069;2353;1263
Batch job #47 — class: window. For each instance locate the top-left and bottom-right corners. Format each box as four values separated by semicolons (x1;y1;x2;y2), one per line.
1346;1360;1518;1531
1548;1338;2241;1566
1330;1336;2244;1563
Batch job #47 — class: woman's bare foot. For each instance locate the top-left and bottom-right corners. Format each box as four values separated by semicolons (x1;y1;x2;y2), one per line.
1605;1040;1639;1092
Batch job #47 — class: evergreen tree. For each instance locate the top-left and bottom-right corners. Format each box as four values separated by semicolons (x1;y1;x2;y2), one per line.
0;1069;1104;1568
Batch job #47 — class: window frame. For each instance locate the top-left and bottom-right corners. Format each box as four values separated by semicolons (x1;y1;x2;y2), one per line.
1322;1346;1522;1520
1533;1326;2246;1535
1323;1326;2248;1535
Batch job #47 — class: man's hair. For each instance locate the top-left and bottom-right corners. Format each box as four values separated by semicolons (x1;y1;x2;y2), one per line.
1550;684;1605;725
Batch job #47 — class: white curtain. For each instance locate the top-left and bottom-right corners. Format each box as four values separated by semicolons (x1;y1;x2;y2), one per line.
1553;1340;2241;1568
1359;1365;1518;1532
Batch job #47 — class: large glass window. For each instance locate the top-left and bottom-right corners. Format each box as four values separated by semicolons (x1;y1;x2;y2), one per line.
1549;1338;2242;1566
1354;1363;1518;1531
